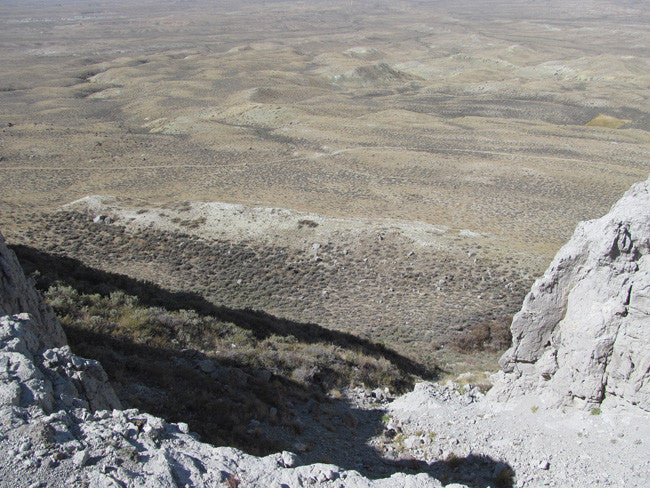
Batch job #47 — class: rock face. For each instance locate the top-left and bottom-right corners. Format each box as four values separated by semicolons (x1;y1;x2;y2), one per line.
0;232;66;349
0;232;121;413
490;176;649;410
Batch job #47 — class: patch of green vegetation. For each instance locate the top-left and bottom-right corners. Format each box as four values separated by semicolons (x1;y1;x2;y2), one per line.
590;407;601;416
393;433;407;452
45;283;410;393
445;452;463;468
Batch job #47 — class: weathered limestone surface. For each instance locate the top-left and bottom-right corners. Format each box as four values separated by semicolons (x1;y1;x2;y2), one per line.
491;177;650;410
0;231;121;413
0;232;66;348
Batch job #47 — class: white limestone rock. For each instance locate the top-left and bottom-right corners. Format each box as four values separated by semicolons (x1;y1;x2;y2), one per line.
490;176;650;410
0;232;66;349
0;230;121;413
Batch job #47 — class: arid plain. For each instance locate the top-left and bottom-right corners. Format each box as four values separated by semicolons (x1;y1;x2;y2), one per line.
1;0;648;378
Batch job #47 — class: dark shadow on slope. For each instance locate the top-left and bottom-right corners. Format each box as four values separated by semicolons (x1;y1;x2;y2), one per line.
11;243;436;383
11;243;513;487
64;325;513;488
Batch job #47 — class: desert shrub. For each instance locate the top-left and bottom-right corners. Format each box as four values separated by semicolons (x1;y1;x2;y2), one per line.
43;281;418;393
45;284;82;317
297;219;319;228
179;217;206;229
455;319;512;352
21;244;436;455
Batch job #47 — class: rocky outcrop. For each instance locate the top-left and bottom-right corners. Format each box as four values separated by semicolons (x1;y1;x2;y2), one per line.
0;313;459;488
490;176;649;410
1;232;120;413
0;232;66;348
0;313;121;413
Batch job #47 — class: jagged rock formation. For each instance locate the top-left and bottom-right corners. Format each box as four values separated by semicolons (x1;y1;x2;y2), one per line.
490;176;649;410
1;232;121;413
0;233;461;487
0;312;457;488
1;232;66;349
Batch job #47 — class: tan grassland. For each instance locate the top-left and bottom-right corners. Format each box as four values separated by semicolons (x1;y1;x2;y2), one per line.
0;0;648;376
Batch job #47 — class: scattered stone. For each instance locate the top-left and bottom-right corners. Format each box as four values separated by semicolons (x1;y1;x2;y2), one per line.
197;359;216;374
280;451;300;468
72;448;89;467
143;416;166;440
316;468;338;482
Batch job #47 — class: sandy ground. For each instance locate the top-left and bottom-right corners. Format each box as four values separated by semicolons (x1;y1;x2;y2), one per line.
380;382;650;488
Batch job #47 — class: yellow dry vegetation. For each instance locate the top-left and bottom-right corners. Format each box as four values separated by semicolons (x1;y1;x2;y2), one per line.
586;114;630;129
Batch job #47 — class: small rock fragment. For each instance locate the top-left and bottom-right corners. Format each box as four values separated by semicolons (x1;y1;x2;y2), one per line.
73;448;89;467
280;451;299;468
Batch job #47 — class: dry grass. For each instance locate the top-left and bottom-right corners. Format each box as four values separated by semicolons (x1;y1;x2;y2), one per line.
585;114;630;129
0;0;647;264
